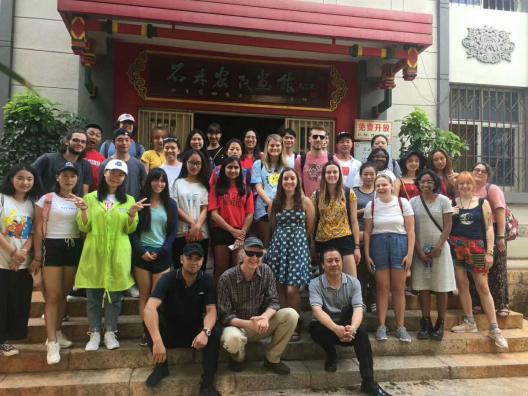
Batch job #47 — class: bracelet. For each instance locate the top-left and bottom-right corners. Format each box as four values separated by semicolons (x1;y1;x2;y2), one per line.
354;246;360;250
20;248;28;253
496;235;505;239
486;250;494;255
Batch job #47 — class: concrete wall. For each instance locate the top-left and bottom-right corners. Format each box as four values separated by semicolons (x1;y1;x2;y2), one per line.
450;5;528;87
10;0;79;112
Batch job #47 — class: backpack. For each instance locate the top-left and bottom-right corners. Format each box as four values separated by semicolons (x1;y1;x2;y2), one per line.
314;187;353;236
102;139;142;159
484;184;519;241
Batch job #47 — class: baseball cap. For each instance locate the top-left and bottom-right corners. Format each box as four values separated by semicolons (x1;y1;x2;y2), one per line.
182;243;204;257
104;159;128;175
113;128;131;140
336;131;353;142
244;237;264;250
57;162;79;175
117;113;135;123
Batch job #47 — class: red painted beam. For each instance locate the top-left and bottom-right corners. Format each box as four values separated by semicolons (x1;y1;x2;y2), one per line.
58;0;433;46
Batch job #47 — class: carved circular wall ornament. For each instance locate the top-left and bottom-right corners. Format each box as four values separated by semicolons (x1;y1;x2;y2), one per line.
462;26;515;64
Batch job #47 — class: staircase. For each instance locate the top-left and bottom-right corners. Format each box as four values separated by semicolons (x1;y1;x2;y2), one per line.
1;291;527;395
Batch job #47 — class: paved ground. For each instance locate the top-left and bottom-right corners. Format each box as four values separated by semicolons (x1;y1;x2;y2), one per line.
237;377;528;395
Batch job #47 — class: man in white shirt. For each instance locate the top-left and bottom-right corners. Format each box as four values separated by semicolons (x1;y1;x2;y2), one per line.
334;131;361;186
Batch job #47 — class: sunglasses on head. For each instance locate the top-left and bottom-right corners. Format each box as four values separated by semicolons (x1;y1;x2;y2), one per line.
163;137;178;143
245;250;264;258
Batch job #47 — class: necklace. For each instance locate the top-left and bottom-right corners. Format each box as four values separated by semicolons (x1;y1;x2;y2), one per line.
460;197;473;209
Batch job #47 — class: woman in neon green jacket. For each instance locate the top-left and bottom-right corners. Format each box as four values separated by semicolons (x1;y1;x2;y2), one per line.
71;159;148;352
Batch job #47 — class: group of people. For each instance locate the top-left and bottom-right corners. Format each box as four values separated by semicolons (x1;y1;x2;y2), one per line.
0;115;512;396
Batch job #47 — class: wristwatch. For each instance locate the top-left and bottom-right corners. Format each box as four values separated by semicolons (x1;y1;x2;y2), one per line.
202;328;211;337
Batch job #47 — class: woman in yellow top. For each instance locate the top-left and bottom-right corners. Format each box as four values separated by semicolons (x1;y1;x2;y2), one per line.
311;161;361;277
71;159;148;352
141;127;168;173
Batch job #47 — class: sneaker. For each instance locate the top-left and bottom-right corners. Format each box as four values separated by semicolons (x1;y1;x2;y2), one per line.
104;331;120;350
488;328;509;349
46;341;61;365
369;303;377;313
126;285;140;298
139;332;148;347
85;332;101;351
396;326;412;343
56;330;73;348
451;319;478;333
146;363;169;388
228;356;244;372
263;358;291;375
375;325;388;341
0;343;19;357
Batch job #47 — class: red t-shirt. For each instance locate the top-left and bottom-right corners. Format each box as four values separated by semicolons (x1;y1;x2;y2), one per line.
208;184;254;229
84;149;106;192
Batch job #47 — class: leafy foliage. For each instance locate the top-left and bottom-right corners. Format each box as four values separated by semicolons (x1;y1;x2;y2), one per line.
398;108;468;159
0;91;84;177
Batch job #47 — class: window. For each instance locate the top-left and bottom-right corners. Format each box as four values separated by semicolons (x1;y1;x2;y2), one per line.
450;86;527;192
285;118;335;154
450;0;528;11
137;109;194;147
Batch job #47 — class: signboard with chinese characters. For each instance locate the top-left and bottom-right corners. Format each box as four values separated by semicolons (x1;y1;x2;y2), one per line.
127;51;347;111
354;119;392;141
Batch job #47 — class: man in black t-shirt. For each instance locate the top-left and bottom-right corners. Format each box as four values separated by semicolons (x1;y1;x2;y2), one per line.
32;129;92;196
143;243;220;395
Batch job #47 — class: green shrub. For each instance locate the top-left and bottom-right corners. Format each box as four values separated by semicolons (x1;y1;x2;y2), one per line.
1;91;84;177
398;108;468;159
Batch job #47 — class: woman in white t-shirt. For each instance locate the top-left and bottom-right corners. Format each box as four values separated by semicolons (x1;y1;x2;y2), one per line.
0;164;40;358
364;174;415;343
32;163;81;365
171;150;210;266
160;137;182;187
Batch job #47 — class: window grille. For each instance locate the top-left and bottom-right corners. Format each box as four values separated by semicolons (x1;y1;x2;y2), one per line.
137;109;194;149
450;0;527;11
450;85;527;192
285;118;336;154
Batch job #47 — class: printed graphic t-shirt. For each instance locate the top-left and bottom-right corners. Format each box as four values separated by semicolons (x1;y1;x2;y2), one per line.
0;194;34;269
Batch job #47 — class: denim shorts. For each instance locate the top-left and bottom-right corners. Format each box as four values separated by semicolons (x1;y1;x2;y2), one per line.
370;233;408;270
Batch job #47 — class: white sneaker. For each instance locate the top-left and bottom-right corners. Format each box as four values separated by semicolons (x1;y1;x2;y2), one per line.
488;328;509;349
451;319;478;333
46;341;61;365
127;285;140;298
85;332;101;351
104;331;120;350
56;330;73;348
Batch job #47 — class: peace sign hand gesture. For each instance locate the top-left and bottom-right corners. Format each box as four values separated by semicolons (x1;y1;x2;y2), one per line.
128;198;150;217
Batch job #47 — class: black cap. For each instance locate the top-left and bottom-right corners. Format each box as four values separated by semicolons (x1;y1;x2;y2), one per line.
182;243;204;257
113;128;131;141
243;237;264;249
57;162;78;175
336;131;353;142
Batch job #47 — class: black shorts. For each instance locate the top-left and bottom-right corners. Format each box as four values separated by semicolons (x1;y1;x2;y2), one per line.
315;235;355;257
133;247;172;274
210;227;236;247
43;238;82;267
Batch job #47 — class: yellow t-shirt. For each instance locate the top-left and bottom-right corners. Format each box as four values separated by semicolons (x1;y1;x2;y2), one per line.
312;189;357;242
141;150;165;170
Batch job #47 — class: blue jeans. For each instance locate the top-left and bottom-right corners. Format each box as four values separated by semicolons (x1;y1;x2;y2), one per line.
86;289;123;332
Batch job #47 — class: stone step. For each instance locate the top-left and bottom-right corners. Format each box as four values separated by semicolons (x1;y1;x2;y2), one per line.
30;292;462;318
24;310;524;344
3;328;528;375
2;352;528;395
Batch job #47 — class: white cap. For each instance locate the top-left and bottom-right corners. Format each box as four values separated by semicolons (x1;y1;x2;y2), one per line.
117;113;135;123
104;159;128;175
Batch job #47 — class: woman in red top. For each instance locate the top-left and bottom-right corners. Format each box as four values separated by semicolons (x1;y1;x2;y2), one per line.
241;129;262;170
394;151;426;199
209;157;254;281
428;149;458;199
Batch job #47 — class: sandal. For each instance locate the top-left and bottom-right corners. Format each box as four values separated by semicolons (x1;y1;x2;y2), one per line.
497;308;510;317
472;306;483;315
290;330;301;342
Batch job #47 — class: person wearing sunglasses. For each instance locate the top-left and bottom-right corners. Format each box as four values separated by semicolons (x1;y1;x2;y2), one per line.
217;237;299;375
32;129;93;196
294;126;333;197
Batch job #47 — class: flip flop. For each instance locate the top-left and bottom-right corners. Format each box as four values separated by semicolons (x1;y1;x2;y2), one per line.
497;308;510;317
472;306;483;314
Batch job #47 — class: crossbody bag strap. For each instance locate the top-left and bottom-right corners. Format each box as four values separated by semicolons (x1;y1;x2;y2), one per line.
420;195;443;233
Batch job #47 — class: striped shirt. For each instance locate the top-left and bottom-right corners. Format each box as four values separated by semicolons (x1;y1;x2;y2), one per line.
217;263;280;326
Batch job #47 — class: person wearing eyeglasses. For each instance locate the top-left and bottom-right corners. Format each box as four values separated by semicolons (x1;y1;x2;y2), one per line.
471;162;510;318
294;126;333;197
100;129;147;200
32;129;93;196
217;237;299;375
159;137;182;188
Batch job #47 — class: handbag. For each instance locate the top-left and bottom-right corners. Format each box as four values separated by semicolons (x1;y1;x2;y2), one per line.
420;195;443;233
485;184;519;241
